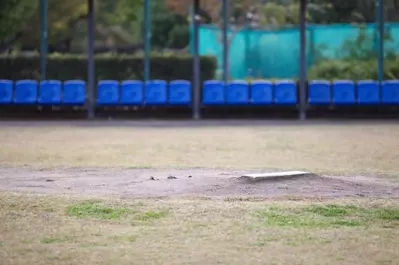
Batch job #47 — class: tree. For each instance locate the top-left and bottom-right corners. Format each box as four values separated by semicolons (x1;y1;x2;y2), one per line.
2;0;88;51
0;0;37;40
0;0;37;52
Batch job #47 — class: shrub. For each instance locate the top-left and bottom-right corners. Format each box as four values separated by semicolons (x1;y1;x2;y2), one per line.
0;53;217;82
308;59;399;80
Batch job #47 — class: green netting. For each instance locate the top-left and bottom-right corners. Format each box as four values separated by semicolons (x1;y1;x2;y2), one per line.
193;23;399;79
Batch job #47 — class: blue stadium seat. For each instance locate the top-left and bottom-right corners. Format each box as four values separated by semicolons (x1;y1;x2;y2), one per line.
97;80;119;105
274;80;297;105
202;80;225;105
308;80;331;105
250;80;273;105
63;80;85;105
226;80;249;105
357;80;379;105
15;80;38;104
332;80;355;105
381;80;399;105
0;80;13;104
169;80;191;105
38;80;62;105
121;80;143;105
145;80;167;105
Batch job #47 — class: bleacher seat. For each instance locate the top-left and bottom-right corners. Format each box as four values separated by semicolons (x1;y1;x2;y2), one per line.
308;80;331;105
274;80;297;105
381;80;399;105
226;80;249;105
15;80;38;104
39;80;62;105
169;80;191;105
357;80;379;105
145;80;167;105
202;80;225;105
97;80;119;105
332;80;356;105
63;80;85;105
121;80;143;105
0;80;13;104
250;80;273;105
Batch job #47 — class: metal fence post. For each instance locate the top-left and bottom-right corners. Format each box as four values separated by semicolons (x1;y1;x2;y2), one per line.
377;0;384;83
222;0;229;83
144;0;151;82
299;0;307;120
87;0;95;119
192;0;201;120
40;0;48;80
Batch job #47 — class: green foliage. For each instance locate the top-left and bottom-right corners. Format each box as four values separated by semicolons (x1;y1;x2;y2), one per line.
151;0;190;49
339;27;397;61
0;54;217;81
15;0;88;49
95;0;143;45
0;0;37;40
308;59;399;80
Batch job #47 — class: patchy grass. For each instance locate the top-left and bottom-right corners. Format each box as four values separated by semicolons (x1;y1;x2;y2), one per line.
308;204;359;217
0;123;398;174
110;235;137;243
137;210;169;221
374;208;399;221
66;201;169;223
255;204;399;228
41;237;75;244
1;192;399;265
67;202;131;220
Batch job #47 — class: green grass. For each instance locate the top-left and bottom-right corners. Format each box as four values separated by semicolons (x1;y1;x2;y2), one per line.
67;202;131;220
255;204;399;228
66;201;169;223
307;204;360;217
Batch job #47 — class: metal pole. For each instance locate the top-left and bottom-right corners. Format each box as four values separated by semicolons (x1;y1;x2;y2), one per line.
222;0;229;83
40;0;48;80
87;0;95;119
377;0;384;83
299;0;307;120
192;0;200;120
144;0;151;82
244;25;249;77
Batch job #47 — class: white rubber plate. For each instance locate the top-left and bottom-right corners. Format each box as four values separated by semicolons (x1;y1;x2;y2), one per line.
241;171;311;181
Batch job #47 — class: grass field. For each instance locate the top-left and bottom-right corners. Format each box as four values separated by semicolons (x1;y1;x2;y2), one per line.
0;122;398;174
1;122;399;265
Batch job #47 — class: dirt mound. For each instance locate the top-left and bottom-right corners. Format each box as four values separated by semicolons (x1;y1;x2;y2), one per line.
0;167;398;198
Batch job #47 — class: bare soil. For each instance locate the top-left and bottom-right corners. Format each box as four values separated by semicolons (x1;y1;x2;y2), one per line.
1;167;398;198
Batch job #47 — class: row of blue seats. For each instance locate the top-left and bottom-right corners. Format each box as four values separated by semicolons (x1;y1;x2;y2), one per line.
1;79;399;105
0;80;191;105
203;80;399;105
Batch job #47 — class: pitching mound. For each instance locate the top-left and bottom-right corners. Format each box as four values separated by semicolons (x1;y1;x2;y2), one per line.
0;167;398;198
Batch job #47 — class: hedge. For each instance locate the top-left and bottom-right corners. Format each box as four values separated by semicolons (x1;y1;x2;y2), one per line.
0;54;217;82
308;59;399;80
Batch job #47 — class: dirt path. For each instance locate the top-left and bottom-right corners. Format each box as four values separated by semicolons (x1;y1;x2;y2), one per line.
0;167;398;198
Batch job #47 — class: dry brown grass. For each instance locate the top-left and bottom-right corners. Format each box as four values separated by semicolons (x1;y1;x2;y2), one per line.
0;123;398;175
1;192;399;265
